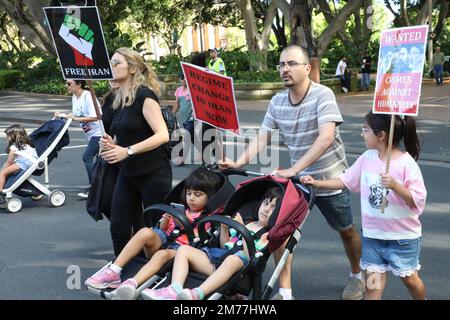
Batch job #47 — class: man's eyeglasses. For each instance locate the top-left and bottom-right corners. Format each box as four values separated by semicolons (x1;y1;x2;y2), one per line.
110;59;122;67
66;82;74;86
277;61;308;71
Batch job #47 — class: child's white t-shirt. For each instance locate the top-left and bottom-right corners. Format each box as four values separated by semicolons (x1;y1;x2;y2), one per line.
10;144;38;170
72;90;102;140
340;149;427;240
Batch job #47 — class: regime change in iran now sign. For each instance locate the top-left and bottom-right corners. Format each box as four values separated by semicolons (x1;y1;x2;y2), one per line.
44;6;113;80
373;25;428;116
181;62;240;135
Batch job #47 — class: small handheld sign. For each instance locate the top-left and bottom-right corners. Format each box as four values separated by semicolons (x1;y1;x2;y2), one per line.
373;25;428;213
181;62;241;136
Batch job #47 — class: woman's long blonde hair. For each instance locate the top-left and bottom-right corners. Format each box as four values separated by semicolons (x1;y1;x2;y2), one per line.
112;47;160;110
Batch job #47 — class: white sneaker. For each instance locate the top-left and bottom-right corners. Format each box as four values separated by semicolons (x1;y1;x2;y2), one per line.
342;87;348;93
77;187;90;199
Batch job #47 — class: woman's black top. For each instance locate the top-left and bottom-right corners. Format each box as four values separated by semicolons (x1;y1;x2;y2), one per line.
111;86;170;177
101;93;120;136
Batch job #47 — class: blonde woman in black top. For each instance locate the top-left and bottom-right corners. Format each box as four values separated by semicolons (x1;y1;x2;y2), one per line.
100;48;172;256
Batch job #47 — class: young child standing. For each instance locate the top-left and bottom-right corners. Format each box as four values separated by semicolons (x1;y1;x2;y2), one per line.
1;124;38;194
301;111;427;300
84;166;221;299
142;187;282;300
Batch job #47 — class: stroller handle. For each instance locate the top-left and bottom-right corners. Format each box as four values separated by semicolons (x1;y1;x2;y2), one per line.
197;215;257;259
143;204;195;243
220;169;315;206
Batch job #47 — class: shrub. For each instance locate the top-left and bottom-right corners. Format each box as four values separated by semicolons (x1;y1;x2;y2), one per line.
0;70;23;89
233;70;280;83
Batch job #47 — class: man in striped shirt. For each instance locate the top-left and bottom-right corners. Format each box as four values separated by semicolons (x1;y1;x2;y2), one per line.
219;45;364;300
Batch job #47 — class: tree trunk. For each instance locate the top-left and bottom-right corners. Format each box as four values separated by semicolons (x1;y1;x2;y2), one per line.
0;0;54;54
272;11;287;48
416;0;439;25
400;0;410;26
237;0;279;71
434;0;450;38
290;0;320;82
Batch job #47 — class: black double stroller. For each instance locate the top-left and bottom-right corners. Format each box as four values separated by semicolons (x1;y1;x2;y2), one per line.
86;168;315;300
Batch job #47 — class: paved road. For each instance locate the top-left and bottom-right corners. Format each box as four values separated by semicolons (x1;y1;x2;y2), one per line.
0;89;449;300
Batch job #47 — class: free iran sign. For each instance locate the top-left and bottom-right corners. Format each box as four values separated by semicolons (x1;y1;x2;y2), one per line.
44;6;113;80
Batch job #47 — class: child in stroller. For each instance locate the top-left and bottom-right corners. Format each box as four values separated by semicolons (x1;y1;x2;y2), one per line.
0;124;38;198
143;186;283;300
143;170;315;300
1;118;71;213
85;166;234;300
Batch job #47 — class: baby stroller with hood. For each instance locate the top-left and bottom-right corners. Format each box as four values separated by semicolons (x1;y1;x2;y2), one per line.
1;117;71;213
86;167;235;300
147;170;315;300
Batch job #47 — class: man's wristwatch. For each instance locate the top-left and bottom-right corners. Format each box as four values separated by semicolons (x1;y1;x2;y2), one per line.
127;146;135;156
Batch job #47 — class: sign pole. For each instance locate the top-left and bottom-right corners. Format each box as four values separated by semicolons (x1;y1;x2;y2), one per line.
380;114;395;213
87;79;106;136
216;129;225;163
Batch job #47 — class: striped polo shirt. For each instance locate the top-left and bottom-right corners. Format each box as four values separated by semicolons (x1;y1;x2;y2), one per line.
261;82;348;196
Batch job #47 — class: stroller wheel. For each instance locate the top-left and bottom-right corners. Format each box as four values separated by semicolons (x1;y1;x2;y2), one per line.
31;194;44;201
7;198;22;213
49;190;66;207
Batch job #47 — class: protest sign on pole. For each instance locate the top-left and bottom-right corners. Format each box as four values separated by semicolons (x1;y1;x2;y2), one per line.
44;6;110;135
373;25;428;212
181;62;241;136
43;6;113;81
374;25;428;116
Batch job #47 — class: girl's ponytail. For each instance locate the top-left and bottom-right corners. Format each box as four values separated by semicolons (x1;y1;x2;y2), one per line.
403;116;421;161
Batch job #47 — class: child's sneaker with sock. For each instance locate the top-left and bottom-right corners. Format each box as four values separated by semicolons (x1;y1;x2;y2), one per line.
84;267;121;289
114;278;138;300
140;285;178;300
177;288;202;300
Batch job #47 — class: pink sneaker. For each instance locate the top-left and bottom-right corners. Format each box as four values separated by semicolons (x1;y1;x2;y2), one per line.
176;288;202;300
140;285;178;300
114;278;138;300
84;267;121;289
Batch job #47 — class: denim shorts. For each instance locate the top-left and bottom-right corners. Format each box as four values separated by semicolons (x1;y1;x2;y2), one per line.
15;158;33;171
153;227;181;250
201;247;249;269
360;236;422;277
314;189;353;231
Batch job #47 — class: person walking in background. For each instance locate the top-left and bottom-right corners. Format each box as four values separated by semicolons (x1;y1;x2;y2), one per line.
171;72;194;166
301;111;427;300
207;48;226;75
336;56;350;93
360;51;372;91
220;45;364;300
55;79;102;199
100;48;172;256
432;46;446;86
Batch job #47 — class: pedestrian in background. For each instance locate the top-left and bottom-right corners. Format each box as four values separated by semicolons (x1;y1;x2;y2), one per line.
207;48;226;75
336;56;351;93
55;79;102;199
360;51;372;91
432;46;446;86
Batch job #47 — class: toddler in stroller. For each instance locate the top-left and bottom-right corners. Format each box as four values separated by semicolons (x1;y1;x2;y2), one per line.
1;118;71;213
143;173;313;300
85;166;235;300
